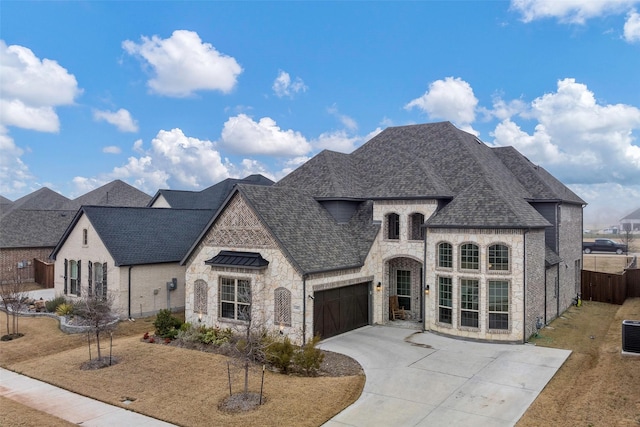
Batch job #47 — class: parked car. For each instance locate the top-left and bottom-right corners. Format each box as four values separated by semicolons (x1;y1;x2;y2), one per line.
582;239;628;254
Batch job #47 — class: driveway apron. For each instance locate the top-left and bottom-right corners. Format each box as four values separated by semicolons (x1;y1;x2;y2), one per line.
319;325;570;427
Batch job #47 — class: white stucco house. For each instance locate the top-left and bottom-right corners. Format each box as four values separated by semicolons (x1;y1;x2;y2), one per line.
182;122;585;344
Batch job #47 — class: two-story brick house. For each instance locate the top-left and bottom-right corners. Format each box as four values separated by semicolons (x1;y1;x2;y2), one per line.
183;122;585;344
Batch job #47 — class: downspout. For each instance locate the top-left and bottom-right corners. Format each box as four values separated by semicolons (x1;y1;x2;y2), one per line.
422;226;427;332
128;266;133;319
523;229;529;344
556;264;560;318
302;274;308;345
543;262;547;326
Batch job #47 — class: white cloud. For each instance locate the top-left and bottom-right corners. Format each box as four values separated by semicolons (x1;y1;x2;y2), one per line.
510;0;638;24
327;105;358;131
313;130;362;153
73;128;229;194
405;77;478;133
0;40;81;132
624;9;640;42
93;108;139;132
272;70;307;98
103;146;121;154
0;127;33;197
571;182;640;227
220;114;312;156
122;30;243;97
491;78;640;186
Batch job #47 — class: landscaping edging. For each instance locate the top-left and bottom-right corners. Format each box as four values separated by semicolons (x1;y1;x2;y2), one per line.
1;306;119;334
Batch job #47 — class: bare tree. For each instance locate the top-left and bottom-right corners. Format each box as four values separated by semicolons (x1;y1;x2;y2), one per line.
0;266;30;339
620;223;635;255
73;288;119;361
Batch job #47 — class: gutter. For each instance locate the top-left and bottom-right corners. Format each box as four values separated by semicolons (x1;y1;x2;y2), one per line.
523;229;529;344
421;226;427;332
128;266;133;319
302;274;308;344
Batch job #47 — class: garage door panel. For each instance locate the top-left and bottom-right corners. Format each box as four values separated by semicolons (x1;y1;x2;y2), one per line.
314;282;370;340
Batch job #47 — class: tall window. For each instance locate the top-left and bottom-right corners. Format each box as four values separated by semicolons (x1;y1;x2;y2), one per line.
437;242;453;268
194;280;208;315
387;213;400;240
488;244;509;271
69;260;80;296
488;280;509;330
274;287;291;326
220;277;251;321
460;244;479;270
438;276;452;324
460;278;479;328
94;262;103;297
82;229;88;246
396;270;411;310
409;213;425;240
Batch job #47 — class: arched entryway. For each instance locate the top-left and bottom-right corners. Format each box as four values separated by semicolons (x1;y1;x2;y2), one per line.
386;257;423;321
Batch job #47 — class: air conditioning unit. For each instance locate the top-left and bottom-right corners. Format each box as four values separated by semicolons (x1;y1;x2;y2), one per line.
622;320;640;355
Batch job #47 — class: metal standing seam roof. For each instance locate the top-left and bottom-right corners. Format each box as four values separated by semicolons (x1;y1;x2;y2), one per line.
205;251;269;269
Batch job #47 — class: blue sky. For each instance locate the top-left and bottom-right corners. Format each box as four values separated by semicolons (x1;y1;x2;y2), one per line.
1;1;639;228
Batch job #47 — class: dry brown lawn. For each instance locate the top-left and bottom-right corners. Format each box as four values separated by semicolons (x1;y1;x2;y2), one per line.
517;298;640;427
0;315;364;427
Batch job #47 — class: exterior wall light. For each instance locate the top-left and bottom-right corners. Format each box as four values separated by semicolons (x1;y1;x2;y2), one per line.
425;285;430;295
376;282;382;291
198;312;202;323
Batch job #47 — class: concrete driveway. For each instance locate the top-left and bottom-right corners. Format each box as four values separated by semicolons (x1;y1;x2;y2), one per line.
318;325;570;427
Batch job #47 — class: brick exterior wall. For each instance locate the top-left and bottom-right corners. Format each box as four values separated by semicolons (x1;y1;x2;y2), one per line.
0;247;53;285
524;229;546;340
558;203;583;313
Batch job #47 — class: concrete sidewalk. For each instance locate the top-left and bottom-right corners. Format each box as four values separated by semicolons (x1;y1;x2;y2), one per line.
319;325;571;427
0;368;175;426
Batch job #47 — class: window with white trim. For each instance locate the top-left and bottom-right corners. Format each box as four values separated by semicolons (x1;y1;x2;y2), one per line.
488;280;509;330
460;243;479;270
69;260;80;296
220;277;251;321
488;244;509;271
438;276;452;324
437;242;453;268
460;278;479;328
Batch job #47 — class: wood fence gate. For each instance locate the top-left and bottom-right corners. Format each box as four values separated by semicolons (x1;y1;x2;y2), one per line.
34;258;54;288
581;268;640;304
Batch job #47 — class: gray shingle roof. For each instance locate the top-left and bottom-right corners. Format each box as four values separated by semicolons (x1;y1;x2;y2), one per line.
237;184;379;274
69;180;151;208
6;188;71;212
0;210;76;248
621;207;640;220
149;174;274;209
52;206;214;266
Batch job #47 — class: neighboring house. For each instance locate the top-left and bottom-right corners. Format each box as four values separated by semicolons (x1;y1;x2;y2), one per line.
0;182;151;285
183;122;585;344
50;206;214;318
49;175;273;318
620;208;640;232
147;174;274;209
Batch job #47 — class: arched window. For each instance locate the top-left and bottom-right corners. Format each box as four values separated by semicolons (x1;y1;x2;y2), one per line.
409;213;425;240
488;244;509;271
194;280;208;315
274;287;291;326
387;213;400;240
460;243;479;270
437;242;453;268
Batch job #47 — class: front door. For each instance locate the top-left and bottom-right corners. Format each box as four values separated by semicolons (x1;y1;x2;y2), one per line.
396;270;411;311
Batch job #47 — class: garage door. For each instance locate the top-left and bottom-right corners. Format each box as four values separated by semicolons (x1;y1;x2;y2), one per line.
313;282;370;340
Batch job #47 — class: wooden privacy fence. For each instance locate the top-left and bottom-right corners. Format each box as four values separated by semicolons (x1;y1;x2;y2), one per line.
34;258;54;288
581;268;640;305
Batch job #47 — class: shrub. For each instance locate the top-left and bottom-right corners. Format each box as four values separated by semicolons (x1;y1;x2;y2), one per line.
55;302;74;316
46;296;67;313
293;335;324;376
199;325;233;345
265;336;295;373
153;309;182;338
